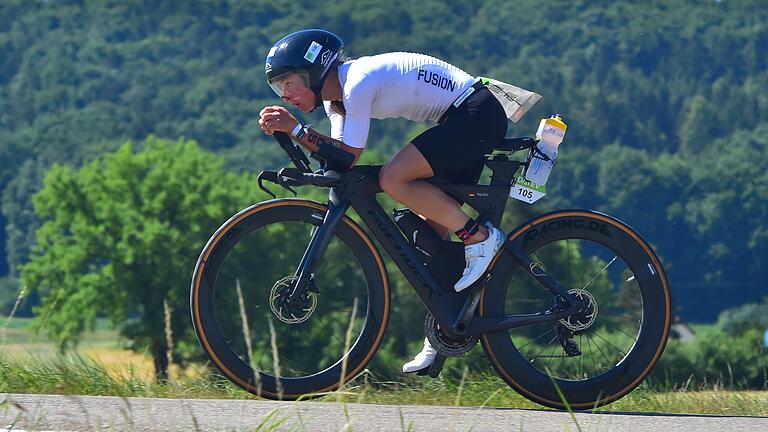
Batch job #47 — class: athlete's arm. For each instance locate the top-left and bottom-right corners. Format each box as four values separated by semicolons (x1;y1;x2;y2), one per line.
296;128;364;165
259;105;363;165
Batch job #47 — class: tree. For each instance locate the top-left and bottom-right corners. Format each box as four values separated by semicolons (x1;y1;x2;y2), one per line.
717;299;768;336
3;0;768;326
20;137;264;379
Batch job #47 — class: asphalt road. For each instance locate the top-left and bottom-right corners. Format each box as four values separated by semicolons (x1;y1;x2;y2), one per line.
2;393;767;432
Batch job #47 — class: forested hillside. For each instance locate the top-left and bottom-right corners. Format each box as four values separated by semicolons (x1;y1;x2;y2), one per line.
1;0;767;321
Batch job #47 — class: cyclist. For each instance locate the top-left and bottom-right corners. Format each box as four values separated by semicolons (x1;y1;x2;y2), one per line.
259;29;508;374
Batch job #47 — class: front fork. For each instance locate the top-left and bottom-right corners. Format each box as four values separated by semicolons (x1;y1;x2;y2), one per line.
287;199;351;304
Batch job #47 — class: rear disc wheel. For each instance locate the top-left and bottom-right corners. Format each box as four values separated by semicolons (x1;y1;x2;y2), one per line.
480;210;671;409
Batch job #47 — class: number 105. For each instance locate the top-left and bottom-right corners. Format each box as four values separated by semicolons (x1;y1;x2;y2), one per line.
517;188;534;199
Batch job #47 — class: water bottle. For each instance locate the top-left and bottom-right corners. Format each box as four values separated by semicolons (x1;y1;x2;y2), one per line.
524;114;567;185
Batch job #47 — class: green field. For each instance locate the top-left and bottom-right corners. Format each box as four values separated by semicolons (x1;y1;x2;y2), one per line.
1;315;156;379
2;316;120;352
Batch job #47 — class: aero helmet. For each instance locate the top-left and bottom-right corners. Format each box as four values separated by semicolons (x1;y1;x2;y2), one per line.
265;29;344;110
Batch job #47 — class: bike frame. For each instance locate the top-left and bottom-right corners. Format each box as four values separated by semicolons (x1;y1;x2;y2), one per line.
267;133;582;341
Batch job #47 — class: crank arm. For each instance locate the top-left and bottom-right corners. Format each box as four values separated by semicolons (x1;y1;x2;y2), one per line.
416;353;447;378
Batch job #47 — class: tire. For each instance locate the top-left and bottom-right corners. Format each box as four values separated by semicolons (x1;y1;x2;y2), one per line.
479;209;671;409
190;199;390;400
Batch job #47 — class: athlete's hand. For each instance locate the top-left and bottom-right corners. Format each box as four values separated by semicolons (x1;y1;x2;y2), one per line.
259;106;299;136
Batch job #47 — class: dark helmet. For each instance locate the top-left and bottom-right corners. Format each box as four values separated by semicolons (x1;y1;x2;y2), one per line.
265;29;344;109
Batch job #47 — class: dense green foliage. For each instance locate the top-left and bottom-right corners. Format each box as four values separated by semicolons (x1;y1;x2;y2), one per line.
652;327;768;390
1;1;767;324
717;297;768;337
19;137;266;377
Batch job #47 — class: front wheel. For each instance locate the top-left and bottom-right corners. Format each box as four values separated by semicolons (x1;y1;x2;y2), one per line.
480;210;671;409
190;199;390;400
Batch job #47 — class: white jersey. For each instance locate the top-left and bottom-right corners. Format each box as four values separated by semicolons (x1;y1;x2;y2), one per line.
323;52;475;149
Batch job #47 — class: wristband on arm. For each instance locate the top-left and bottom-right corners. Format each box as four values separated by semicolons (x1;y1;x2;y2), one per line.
290;121;310;140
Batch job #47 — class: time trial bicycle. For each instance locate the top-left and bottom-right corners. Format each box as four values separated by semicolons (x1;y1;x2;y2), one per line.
190;131;671;409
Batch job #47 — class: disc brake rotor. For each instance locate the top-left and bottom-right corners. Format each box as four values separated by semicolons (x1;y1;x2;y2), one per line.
269;276;317;324
559;288;598;332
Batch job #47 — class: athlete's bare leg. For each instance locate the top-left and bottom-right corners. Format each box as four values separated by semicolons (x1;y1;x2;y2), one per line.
393;143;507;373
379;143;488;244
424;217;450;240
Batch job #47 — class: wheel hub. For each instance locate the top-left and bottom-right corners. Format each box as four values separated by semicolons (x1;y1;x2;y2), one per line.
559;288;598;332
269;276;317;324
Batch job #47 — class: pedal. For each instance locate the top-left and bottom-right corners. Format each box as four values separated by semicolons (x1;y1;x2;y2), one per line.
426;353;447;378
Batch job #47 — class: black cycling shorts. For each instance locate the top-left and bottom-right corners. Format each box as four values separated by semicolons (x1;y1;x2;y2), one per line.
412;85;508;185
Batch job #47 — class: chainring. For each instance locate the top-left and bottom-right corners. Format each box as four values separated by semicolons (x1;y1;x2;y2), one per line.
424;313;478;356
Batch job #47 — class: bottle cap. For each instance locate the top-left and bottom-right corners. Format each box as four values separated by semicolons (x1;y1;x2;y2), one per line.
544;114;567;132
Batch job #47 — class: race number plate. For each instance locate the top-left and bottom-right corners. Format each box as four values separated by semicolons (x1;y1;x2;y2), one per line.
510;175;546;204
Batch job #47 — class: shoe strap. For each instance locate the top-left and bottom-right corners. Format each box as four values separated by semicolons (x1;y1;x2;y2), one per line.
465;242;486;259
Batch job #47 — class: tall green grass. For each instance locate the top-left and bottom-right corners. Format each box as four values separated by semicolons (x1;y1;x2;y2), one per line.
3;315;767;417
1;353;766;416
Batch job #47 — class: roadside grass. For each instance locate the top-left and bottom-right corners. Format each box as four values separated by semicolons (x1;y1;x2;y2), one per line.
1;315;157;381
1;351;766;417
334;371;768;416
2;316;767;417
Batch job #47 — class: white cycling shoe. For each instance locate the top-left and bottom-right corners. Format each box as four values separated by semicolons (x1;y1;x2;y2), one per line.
454;225;505;292
402;338;437;373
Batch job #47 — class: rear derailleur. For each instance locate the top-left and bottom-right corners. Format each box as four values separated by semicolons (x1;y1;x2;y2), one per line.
556;323;582;357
